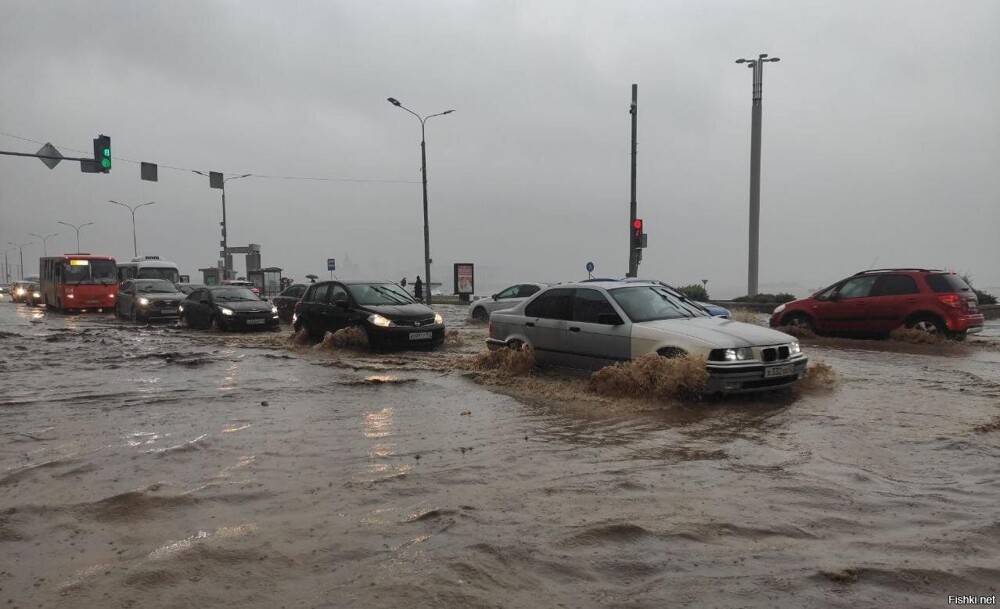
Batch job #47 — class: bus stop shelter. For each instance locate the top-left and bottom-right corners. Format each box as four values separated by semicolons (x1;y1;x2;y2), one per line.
248;267;283;299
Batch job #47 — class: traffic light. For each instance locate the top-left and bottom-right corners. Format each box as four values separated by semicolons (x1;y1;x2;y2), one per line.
93;135;111;173
631;218;643;238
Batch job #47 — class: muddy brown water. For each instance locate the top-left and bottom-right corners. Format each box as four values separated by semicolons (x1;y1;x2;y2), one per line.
1;302;998;608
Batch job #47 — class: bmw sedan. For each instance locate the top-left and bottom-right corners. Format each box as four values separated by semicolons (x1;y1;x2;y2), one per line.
468;283;547;321
293;279;444;348
487;281;808;394
180;286;280;331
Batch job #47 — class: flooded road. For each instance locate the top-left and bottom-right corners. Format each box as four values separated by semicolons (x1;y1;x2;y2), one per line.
2;301;998;608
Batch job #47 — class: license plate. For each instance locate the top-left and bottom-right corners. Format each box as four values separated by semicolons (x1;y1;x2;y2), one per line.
764;363;795;378
246;319;265;325
86;300;99;304
409;331;433;340
161;308;177;314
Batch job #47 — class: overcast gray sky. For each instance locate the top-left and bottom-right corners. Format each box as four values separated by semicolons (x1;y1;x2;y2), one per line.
2;0;998;298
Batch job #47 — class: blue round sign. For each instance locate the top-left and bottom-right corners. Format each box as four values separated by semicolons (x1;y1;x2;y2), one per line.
585;261;595;273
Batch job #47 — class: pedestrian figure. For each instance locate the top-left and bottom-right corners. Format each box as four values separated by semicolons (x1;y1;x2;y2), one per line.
413;276;423;302
400;277;407;287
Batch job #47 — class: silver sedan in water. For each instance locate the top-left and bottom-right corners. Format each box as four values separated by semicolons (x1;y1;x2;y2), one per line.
487;281;807;394
468;283;547;321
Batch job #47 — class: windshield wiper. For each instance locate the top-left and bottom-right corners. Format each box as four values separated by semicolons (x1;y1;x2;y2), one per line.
369;285;410;304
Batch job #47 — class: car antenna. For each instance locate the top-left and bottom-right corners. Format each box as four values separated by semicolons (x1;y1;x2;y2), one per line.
867;256;880;270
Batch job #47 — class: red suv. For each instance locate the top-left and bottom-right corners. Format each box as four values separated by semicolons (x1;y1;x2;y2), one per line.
769;269;984;339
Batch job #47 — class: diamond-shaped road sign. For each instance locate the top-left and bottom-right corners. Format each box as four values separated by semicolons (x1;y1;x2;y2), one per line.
37;142;63;170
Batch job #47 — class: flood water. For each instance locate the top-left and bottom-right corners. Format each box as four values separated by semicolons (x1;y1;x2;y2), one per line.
2;301;998;608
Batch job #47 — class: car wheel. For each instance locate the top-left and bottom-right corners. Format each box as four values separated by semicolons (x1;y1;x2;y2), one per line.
507;339;524;351
131;307;144;325
302;319;322;341
783;313;815;333
213;315;226;332
658;347;687;359
907;315;945;336
472;307;488;322
950;331;967;342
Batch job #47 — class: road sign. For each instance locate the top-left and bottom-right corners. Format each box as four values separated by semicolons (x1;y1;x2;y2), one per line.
327;258;336;271
586;261;595;273
141;162;158;182
37;143;62;170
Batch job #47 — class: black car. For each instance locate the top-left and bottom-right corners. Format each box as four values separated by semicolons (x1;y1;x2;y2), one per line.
116;279;185;323
22;282;42;307
272;283;307;323
180;286;279;331
292;279;444;348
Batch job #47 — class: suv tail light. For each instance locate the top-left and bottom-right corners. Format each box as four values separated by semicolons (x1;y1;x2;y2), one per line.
936;293;962;309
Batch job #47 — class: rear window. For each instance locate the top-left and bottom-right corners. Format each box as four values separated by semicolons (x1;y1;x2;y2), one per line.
924;274;971;293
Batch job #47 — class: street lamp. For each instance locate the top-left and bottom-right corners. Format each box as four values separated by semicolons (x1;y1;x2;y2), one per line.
29;233;58;257
3;247;17;283
735;53;780;297
194;172;251;280
109;200;156;258
56;221;94;254
387;97;454;304
6;241;31;280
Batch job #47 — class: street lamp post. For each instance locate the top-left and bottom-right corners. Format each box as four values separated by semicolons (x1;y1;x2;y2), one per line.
7;241;30;280
735;53;780;297
387;97;454;304
109;200;156;258
56;221;94;254
3;247;18;283
29;233;58;257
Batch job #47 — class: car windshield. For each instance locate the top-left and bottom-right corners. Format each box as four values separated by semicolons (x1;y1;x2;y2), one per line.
62;259;117;285
211;287;260;301
347;283;415;306
135;280;179;293
137;267;180;283
609;286;699;322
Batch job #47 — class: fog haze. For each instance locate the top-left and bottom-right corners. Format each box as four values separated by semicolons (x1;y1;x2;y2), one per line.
2;0;998;298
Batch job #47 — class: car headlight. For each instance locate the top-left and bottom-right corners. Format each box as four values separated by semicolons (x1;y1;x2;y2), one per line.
292;313;298;324
33;292;41;298
434;312;444;325
789;341;801;355
723;347;755;361
179;304;185;312
367;313;394;328
773;304;786;314
271;306;278;314
15;288;25;296
139;297;150;306
220;307;234;316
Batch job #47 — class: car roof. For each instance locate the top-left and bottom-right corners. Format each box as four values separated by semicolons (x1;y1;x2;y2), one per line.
312;279;398;286
556;280;659;290
207;284;256;290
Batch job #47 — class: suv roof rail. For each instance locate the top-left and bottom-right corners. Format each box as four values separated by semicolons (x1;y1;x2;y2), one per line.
852;268;939;276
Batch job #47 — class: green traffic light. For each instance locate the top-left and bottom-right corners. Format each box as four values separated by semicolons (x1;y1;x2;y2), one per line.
102;148;110;157
101;158;111;169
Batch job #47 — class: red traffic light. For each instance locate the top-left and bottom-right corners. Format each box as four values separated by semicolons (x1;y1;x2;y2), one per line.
631;218;643;236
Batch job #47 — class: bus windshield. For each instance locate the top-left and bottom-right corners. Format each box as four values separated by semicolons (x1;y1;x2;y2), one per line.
137;267;180;283
63;260;117;285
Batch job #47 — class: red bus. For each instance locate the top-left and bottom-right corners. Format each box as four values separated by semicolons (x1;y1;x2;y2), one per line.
39;255;118;312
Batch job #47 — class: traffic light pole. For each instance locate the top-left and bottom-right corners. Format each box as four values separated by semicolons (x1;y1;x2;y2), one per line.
627;84;640;278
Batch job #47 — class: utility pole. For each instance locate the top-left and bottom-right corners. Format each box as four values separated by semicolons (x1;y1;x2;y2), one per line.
56;221;94;254
627;84;640;277
735;53;780;297
109;200;156;258
7;241;30;280
29;233;58;257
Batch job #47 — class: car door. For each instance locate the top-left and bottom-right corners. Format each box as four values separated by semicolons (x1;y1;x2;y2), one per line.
868;274;920;333
487;285;522;314
305;283;333;333
321;283;354;332
186;289;208;327
565;288;632;370
521;288;574;367
823;275;878;333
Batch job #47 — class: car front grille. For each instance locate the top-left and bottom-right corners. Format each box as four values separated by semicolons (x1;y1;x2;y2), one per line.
761;346;791;363
394;317;437;327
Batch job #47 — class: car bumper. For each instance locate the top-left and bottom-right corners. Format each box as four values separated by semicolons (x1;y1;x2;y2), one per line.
368;323;445;347
947;314;985;333
704;357;809;394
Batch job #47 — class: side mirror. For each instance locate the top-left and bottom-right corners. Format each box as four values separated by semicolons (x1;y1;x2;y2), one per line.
334;299;349;309
492;294;498;301
828;293;840;302
597;313;624;326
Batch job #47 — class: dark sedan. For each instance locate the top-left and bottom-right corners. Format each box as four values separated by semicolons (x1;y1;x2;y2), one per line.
292;279;444;348
116;279;185;323
176;283;208;295
272;283;307;323
180;286;280;331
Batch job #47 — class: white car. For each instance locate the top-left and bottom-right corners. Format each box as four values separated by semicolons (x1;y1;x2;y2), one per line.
468;283;547;321
487;281;808;394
